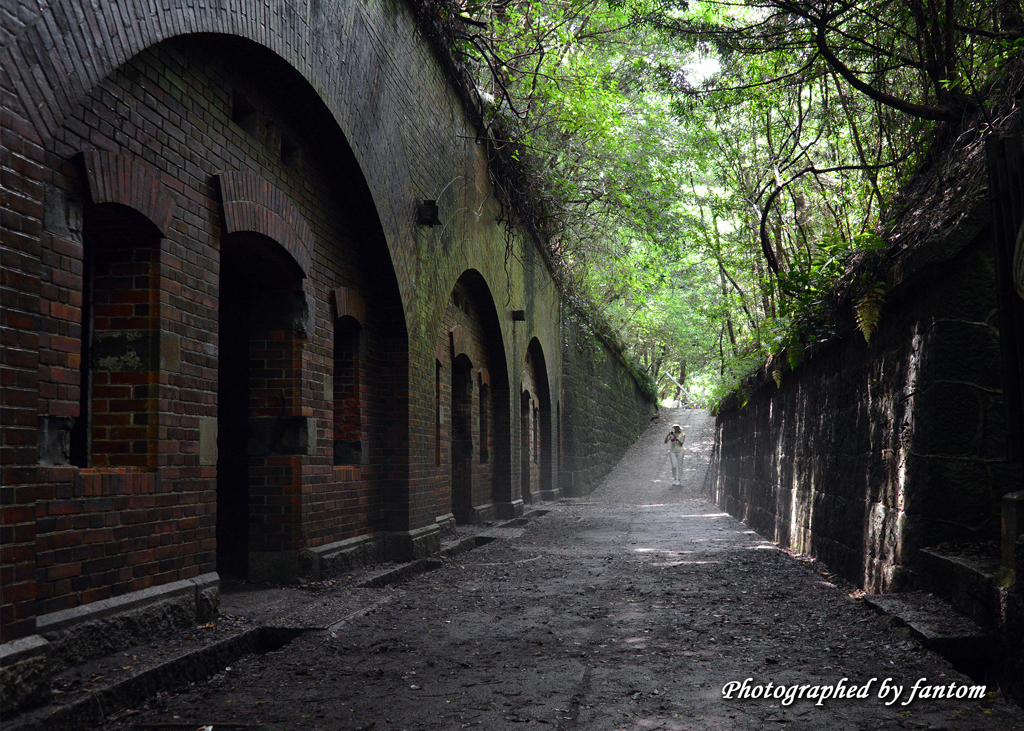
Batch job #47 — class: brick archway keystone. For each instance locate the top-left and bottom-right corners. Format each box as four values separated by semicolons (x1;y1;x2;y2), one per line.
216;171;313;277
82;150;178;235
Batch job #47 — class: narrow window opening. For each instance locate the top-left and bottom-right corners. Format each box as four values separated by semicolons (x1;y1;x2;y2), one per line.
231;92;261;139
281;129;302;170
71;207;160;468
265;121;283;160
479;376;490;464
333;317;362;466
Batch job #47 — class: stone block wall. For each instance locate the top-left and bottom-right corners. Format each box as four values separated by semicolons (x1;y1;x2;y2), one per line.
561;314;658;496
709;210;1016;592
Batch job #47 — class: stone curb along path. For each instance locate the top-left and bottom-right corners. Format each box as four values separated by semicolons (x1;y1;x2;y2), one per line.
2;516;542;731
9;409;1024;731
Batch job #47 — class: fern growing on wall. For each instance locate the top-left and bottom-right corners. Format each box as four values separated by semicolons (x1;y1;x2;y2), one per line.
854;281;887;343
786;342;803;370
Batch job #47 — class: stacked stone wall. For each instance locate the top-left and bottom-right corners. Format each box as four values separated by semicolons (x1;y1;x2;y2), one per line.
710;212;1015;591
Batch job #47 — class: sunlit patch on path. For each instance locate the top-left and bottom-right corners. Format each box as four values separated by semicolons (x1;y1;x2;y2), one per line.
103;408;1023;731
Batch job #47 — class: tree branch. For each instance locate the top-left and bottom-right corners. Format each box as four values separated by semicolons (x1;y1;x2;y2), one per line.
758;155;912;281
810;14;961;121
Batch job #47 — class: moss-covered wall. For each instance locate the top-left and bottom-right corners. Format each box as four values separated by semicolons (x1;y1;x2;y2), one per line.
560;315;658;496
709;211;1015;592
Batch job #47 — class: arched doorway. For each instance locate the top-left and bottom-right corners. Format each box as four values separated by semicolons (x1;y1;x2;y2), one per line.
438;271;511;524
526;339;554;499
216;233;306;578
199;36;410;577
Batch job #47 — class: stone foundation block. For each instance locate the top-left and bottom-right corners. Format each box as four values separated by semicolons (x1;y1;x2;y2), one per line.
299;534;387;580
35;573;219;670
495;499;524;520
0;635;52;715
385;524;441;563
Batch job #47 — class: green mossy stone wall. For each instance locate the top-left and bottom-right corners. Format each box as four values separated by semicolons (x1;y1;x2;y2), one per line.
710;217;1015;592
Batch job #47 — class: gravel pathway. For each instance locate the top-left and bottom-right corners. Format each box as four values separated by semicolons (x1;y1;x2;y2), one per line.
103;408;1023;731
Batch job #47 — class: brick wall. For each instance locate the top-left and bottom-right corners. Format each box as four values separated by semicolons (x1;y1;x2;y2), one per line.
0;0;647;651
2;94;45;639
560;313;658;496
4;31;414;615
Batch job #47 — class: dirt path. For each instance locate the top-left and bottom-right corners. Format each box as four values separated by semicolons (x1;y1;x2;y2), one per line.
106;408;1023;730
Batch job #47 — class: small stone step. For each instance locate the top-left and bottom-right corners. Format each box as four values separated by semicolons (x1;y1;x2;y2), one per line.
863;590;994;663
916;545;1001;627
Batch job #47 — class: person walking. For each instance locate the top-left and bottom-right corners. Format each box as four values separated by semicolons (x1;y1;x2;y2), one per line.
664;423;686;486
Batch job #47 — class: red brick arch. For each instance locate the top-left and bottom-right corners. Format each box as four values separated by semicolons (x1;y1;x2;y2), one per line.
82;150;177;235
1;3;423;316
216;171;313;277
331;286;367;324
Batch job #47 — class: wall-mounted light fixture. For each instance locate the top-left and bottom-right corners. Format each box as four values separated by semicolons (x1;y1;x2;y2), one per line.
511;310;526;321
417;199;441;227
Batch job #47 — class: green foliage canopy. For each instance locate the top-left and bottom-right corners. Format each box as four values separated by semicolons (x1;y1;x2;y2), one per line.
415;0;1023;406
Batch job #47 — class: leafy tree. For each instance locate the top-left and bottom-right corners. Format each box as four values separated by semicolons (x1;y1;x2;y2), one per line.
413;0;1023;405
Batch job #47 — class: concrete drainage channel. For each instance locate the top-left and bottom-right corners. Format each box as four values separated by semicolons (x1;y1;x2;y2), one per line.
8;513;547;731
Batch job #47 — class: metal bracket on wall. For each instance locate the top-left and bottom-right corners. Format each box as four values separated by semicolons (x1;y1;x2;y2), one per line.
417;200;441;226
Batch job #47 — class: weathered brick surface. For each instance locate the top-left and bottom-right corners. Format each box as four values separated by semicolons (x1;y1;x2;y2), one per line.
0;0;654;655
431;274;510;525
710;213;1015;592
560;313;658;497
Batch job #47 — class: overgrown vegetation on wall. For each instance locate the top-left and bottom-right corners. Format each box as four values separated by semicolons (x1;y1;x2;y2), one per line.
561;310;658;496
407;0;1024;407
